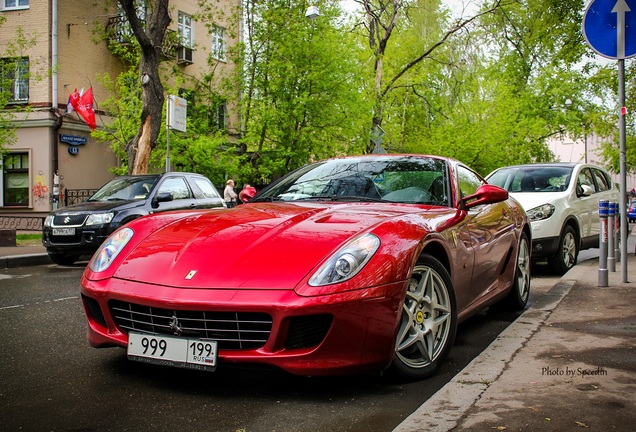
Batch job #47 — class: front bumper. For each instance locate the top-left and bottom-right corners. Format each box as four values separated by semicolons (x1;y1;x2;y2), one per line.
80;275;407;376
42;226;111;256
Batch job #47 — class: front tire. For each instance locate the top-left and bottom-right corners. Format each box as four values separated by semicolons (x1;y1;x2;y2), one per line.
48;253;79;266
391;255;457;380
550;225;578;275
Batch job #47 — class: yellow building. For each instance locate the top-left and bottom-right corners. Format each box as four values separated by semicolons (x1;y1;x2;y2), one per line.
0;0;239;226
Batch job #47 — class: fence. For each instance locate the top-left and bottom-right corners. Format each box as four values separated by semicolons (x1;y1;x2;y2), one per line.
65;188;98;207
0;216;44;232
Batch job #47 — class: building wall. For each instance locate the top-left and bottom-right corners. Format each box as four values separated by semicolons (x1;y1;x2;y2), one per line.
548;134;636;192
1;0;240;223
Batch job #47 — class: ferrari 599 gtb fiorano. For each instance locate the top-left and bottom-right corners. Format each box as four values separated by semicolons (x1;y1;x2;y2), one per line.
80;154;531;380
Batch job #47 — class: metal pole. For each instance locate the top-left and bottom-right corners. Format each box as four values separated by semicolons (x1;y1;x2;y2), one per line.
166;95;171;173
599;200;609;287
608;202;615;272
618;59;628;282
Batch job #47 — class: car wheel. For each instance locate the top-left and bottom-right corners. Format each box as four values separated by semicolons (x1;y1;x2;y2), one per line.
551;225;578;275
391;255;457;380
48;253;79;266
499;232;531;311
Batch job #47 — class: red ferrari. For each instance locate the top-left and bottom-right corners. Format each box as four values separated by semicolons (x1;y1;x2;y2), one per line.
80;154;531;379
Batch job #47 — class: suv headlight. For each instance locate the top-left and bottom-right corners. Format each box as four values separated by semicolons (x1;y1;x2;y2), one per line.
44;215;54;227
309;233;380;286
526;204;555;221
86;212;114;226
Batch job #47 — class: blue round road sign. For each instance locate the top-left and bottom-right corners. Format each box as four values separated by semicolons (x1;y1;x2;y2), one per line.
583;0;636;59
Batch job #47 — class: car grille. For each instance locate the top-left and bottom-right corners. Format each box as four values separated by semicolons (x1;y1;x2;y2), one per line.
109;300;273;350
53;214;87;226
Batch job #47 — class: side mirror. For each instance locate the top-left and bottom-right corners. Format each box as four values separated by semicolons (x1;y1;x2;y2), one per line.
462;184;508;209
577;184;594;197
151;192;173;209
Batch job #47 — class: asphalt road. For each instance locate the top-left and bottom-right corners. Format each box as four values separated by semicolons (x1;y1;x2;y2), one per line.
0;262;561;432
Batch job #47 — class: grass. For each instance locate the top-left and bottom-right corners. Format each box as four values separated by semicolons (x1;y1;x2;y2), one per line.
16;233;43;246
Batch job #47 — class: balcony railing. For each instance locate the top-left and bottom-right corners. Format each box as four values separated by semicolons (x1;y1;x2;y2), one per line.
106;15;178;59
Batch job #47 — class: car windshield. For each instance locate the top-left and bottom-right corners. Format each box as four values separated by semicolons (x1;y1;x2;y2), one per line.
253;156;450;205
488;166;573;193
89;177;160;202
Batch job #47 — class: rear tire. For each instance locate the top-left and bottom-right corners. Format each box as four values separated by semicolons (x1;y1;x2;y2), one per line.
499;232;531;311
391;255;457;380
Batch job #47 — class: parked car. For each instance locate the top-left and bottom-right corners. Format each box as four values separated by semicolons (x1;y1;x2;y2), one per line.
80;154;530;380
486;163;618;274
43;172;225;265
628;199;636;223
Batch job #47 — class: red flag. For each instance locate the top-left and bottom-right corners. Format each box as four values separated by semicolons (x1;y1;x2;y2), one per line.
69;87;96;130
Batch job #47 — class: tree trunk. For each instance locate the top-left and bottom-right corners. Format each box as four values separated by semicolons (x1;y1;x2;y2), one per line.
120;0;171;174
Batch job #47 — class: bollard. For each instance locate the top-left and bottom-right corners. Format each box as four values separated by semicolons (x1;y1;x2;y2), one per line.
608;201;616;272
599;200;608;287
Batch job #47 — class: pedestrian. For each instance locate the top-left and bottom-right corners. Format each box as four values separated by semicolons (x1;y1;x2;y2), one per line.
224;179;237;208
239;184;257;204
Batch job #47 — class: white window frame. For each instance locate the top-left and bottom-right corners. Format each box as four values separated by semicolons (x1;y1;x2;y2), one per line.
2;0;29;11
211;25;226;61
1;57;29;103
178;12;194;48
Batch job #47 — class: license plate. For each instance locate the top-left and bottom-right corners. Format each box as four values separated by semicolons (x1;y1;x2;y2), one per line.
127;332;218;371
52;228;75;236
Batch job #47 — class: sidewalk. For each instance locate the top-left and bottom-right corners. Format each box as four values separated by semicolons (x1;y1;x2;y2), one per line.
0;243;50;268
395;256;636;432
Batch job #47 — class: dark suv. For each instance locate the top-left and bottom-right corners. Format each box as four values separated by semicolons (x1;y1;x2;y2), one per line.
43;172;225;265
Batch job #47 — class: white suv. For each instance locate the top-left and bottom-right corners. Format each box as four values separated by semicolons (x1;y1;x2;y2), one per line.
486;163;618;274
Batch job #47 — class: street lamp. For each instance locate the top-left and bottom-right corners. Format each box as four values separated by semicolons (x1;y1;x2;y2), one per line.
306;5;320;20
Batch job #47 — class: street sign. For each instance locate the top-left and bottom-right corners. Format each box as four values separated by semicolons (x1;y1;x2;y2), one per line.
583;0;636;59
167;95;187;132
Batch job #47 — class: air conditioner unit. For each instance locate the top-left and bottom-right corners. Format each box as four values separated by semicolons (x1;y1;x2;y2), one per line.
176;46;193;64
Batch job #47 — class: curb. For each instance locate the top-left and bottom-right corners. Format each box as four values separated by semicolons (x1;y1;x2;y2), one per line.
0;253;52;269
392;275;579;432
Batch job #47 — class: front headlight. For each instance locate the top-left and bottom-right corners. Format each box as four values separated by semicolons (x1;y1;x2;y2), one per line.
44;215;54;227
89;227;133;272
309;233;380;286
86;212;114;226
526;204;555;222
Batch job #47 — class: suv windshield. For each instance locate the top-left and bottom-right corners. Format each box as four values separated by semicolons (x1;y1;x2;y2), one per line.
488;166;573;193
89;176;160;202
254;156;450;205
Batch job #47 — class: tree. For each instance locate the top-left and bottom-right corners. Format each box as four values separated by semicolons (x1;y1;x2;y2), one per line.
237;0;371;182
118;0;171;175
356;0;503;154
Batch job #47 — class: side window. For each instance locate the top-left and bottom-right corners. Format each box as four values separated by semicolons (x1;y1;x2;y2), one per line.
592;169;611;192
578;168;597;193
158;177;191;200
457;165;484;198
192;177;220;199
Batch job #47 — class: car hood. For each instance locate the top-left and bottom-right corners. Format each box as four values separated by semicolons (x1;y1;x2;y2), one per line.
508;191;568;212
113;202;440;289
53;199;143;214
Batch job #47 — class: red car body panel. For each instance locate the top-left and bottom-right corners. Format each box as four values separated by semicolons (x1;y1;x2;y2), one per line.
80;155;529;376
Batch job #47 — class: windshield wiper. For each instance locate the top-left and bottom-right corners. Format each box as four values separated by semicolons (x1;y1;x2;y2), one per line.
295;195;385;203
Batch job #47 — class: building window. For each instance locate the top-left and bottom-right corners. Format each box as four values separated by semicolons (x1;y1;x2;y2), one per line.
0;57;29;103
2;0;29;10
212;102;227;130
211;25;226;61
2;153;29;207
178;12;193;48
